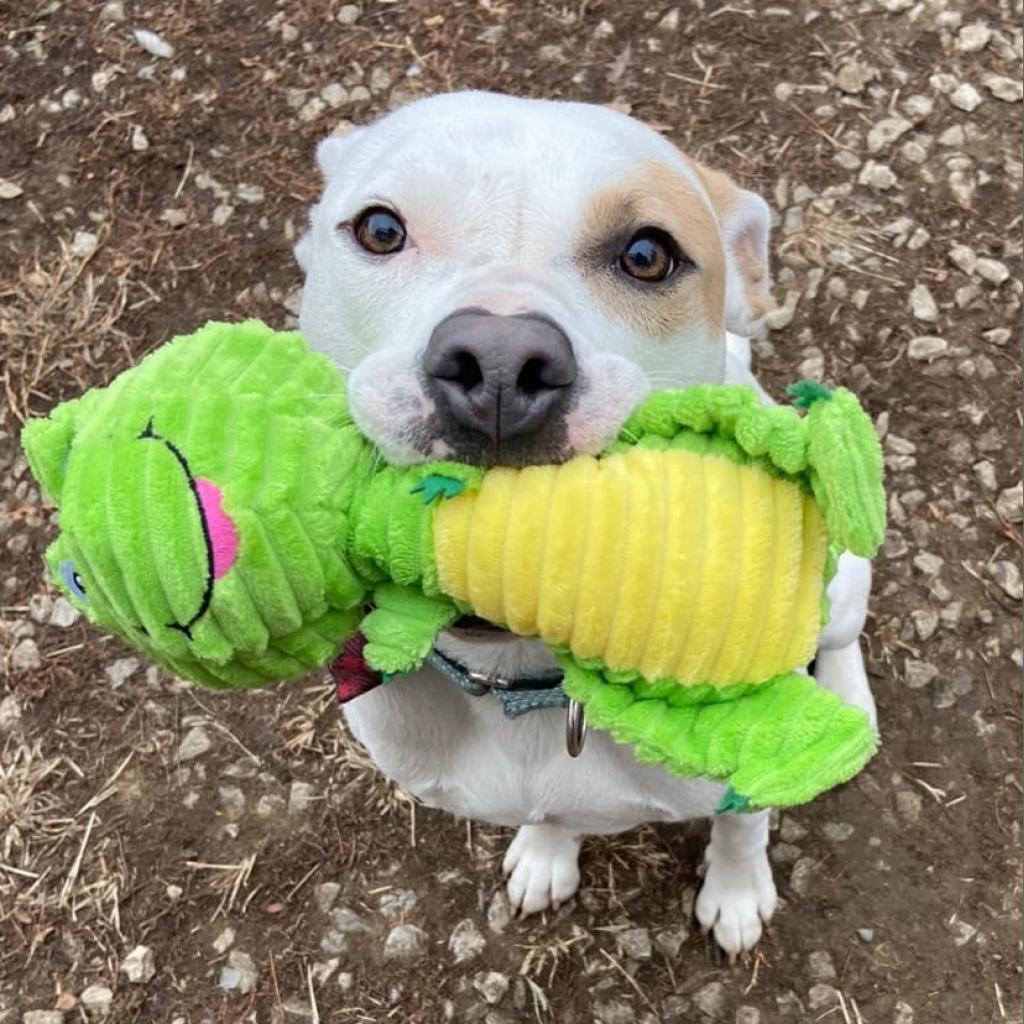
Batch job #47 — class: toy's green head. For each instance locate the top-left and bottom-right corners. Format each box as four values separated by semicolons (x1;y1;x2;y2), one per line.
22;321;372;687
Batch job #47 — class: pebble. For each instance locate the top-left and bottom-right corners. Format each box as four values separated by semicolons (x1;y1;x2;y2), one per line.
764;290;799;330
299;97;326;122
907;335;947;361
975;257;1010;284
236;183;264;204
177;726;211;761
895;789;923;824
29;594;52;623
486;889;511;933
914;551;944;575
934;668;974;710
909;655;937;688
867;116;912;153
807;950;837;982
790;857;816;896
0;695;21;732
100;0;125;20
212;926;235;954
973;460;998;492
130;125;150;152
212;203;234;226
911;608;939;641
947;916;978;947
329;907;371;935
71;230;99;258
50;597;80;627
996;483;1023;523
653;924;689;958
311;958;338;985
132;28;174;59
288;780;316;814
858;160;898;190
378;888;417;920
821;822;854;842
384;923;428;960
909;284;939;322
23;1014;65;1024
369;67;393;95
948;244;977;274
79;984;113;1015
219;950;257;993
858;927;875;942
989;560;1023;600
808;984;838;1010
984;74;1023;103
314;882;341;913
349;85;371;103
956;23;991;52
120;945;155;984
983;327;1011;346
693;981;727;1018
105;657;139;688
735;1009;761;1024
835;61;872;94
448;918;486;963
615;926;652;960
336;4;360;25
256;793;286;817
949;83;983;111
894;1001;915;1024
12;638;42;672
902;94;934;121
0;178;23;199
473;971;510;1005
320;83;349;108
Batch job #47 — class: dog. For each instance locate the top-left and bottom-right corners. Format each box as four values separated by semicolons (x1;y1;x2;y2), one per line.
294;91;876;957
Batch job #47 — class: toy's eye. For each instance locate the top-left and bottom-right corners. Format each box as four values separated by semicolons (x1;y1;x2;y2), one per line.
59;559;88;603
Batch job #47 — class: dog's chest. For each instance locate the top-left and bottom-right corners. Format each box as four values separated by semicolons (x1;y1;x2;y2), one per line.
341;668;725;832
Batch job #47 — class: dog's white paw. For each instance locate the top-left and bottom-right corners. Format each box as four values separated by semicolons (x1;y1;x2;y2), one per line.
502;823;581;917
695;846;778;957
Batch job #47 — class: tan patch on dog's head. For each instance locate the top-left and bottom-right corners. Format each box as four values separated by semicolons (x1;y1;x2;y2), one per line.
577;160;726;341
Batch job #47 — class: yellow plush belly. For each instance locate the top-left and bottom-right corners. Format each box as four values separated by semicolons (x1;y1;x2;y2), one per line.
431;446;827;686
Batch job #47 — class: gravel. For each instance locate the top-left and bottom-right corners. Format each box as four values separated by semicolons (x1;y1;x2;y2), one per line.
448;918;486;963
907;335;948;361
79;985;113;1016
218;950;257;993
176;726;211;761
120;945;155;984
384;924;428;960
473;971;510;1005
11;637;42;671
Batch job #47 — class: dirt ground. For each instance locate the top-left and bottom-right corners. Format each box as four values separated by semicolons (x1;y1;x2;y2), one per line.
1;1;1022;1022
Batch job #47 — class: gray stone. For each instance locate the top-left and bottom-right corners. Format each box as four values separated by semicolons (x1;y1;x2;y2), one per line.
132;28;174;59
735;1009;761;1024
23;1014;66;1024
473;971;510;1005
858;160;897;190
320;83;348;108
653;924;689;958
693;981;727;1018
895;789;923;824
858;927;875;942
255;793;287;817
120;945;155;984
975;257;1010;284
105;657;139;688
911;608;939;641
867;116;912;152
807;950;837;982
336;4;360;24
956;23;991;52
835;61;872;94
384;924;428;960
177;726;211;761
50;597;80;628
378;888;417;920
288;780;316;814
790;857;816;896
329;907;371;935
907;335;947;361
910;284;939;322
996;483;1023;523
808;984;838;1010
28;594;52;623
314;882;341;913
0;695;21;732
218;786;245;818
594;1002;634;1024
11;638;42;672
80;984;113;1016
448;918;486;963
616;926;652;960
949;82;983;111
989;560;1023;601
984;74;1023;103
212;926;235;954
311;958;338;985
904;659;938;689
219;950;257;993
974;460;999;492
894;1000;915;1023
913;552;945;575
236;183;264;204
486;889;511;933
130;126;149;152
821;822;854;842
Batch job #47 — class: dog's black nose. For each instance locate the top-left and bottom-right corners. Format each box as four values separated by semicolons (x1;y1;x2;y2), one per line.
423;309;577;441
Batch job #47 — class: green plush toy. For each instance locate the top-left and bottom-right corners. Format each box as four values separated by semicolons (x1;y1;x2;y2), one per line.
21;320;886;809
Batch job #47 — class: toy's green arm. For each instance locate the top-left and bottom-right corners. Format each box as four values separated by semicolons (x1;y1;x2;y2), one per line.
560;660;877;811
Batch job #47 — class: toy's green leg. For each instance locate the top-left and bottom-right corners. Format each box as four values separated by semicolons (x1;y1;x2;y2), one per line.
560;661;877;810
360;582;459;676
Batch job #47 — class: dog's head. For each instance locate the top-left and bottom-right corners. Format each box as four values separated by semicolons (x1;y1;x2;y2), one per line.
296;91;771;467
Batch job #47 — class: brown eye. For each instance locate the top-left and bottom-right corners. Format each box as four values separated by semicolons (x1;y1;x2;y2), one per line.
619;228;682;283
354;207;406;255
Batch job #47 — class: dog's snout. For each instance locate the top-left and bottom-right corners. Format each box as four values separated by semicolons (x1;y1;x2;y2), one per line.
423;309;577;441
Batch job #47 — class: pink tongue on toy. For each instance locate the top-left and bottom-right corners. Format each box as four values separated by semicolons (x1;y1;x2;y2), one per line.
195;479;239;579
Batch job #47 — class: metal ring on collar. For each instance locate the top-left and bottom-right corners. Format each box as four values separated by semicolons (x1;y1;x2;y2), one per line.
565;698;587;757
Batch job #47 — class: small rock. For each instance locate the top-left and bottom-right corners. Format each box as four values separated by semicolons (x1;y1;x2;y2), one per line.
765;290;799;330
975;257;1010;284
177;726;211;761
653;924;689;959
895;789;923;824
130;125;149;152
735;1009;761;1024
901;94;933;121
311;959;338;985
320;83;348;108
50;597;81;628
984;74;1023;103
938;124;967;147
28;594;52;623
212;203;234;226
255;793;286;817
949;82;983;111
973;460;998;492
790;857;816;896
594;1002;634;1024
858;160;898;190
235;183;264;205
911;608;939;641
907;335;947;361
219;950;257;993
909;655;937;688
349;85;371;103
369;67;393;95
132;28;174;58
473;971;510;1005
857;927;875;942
867;116;912;153
0;695;21;732
22;1014;65;1024
448;918;486;963
657;7;680;31
384;924;428;960
894;1000;915;1023
835;61;871;94
0;178;24;199
336;4;360;25
914;551;945;575
956;23;991;52
989;560;1023;601
693;981;727;1018
79;984;113;1016
299;97;327;122
71;230;99;258
948;244;977;274
909;284;939;322
996;483;1023;523
105;657;139;688
314;882;341;913
378;888;417;920
616;927;652;960
947;917;978;947
486;890;511;933
821;822;854;842
329;907;371;935
100;1;125;20
120;945;155;984
288;780;315;814
12;638;42;672
212;926;235;954
337;971;354;991
808;984;838;1010
934;668;974;710
807;950;837;982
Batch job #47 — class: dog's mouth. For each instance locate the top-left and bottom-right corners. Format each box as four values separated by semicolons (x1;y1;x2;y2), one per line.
445;614;517;643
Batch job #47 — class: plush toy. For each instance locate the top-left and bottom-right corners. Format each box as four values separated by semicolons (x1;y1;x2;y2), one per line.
22;320;885;810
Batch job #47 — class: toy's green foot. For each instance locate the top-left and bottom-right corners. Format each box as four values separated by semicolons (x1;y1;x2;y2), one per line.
360;583;459;676
560;662;878;810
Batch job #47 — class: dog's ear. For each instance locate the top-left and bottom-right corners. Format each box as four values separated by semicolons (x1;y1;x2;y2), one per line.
689;161;772;337
315;127;364;181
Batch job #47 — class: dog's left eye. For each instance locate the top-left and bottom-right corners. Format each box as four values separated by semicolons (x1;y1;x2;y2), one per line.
353;207;407;255
618;228;687;283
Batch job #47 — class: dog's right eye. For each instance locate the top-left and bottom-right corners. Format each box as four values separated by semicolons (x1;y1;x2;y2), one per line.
353;207;407;255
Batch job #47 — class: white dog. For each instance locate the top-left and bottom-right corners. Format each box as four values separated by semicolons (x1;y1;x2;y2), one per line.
295;91;875;957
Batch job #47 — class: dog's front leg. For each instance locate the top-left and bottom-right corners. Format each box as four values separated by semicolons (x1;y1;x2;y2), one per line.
696;809;777;958
503;823;582;917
